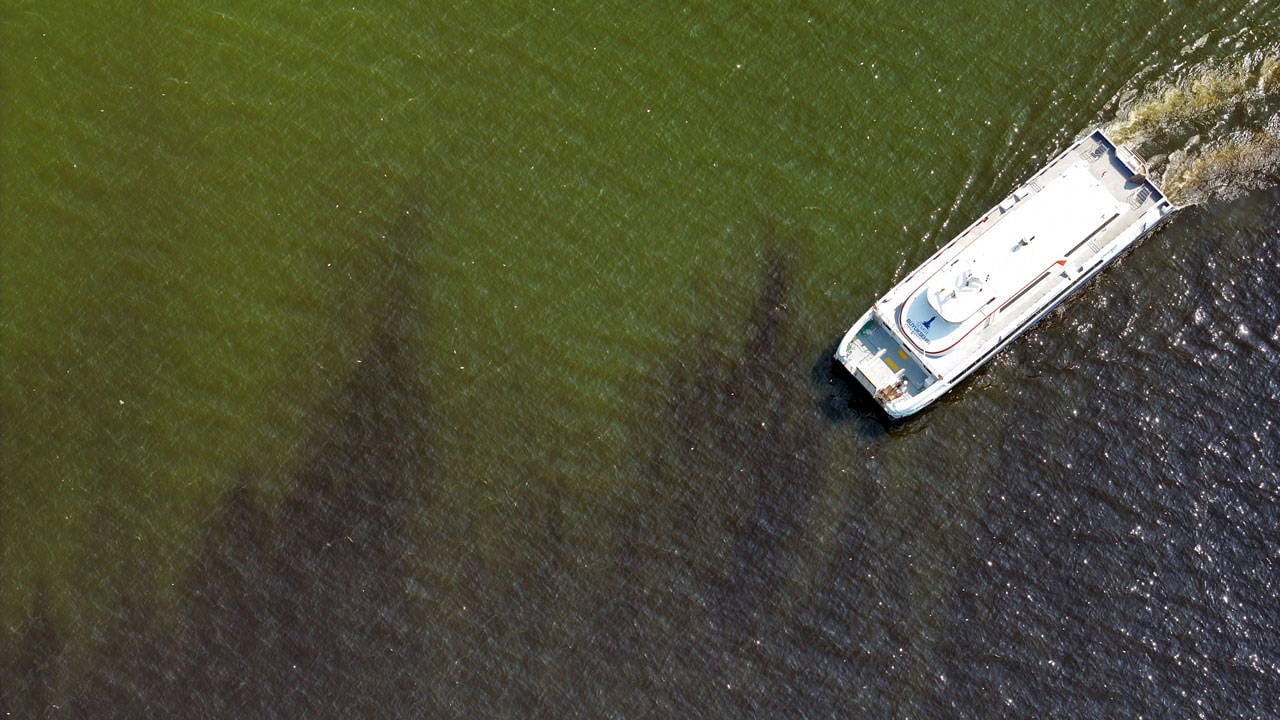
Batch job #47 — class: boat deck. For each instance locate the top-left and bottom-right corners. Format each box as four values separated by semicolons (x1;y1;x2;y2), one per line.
879;131;1171;381
843;314;932;390
836;129;1177;418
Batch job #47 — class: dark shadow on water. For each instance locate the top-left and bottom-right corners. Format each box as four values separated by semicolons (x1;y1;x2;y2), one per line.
811;340;893;439
0;222;907;719
538;240;857;717
149;207;435;718
146;307;432;718
0;592;64;720
0;194;440;719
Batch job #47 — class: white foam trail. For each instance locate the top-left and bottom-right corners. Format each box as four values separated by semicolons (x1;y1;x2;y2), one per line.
1106;50;1280;205
1162;119;1280;205
1108;52;1280;147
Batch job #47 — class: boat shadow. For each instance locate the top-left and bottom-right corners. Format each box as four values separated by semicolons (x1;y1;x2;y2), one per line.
811;341;900;439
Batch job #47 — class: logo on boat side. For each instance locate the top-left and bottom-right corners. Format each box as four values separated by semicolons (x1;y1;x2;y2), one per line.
906;314;937;339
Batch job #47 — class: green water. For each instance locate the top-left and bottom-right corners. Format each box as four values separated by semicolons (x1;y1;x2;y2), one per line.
5;1;1280;713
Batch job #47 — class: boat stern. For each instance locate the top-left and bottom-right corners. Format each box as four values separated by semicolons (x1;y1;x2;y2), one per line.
836;310;935;418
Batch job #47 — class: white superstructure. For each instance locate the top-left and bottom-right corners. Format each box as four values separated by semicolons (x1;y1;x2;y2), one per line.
836;129;1178;418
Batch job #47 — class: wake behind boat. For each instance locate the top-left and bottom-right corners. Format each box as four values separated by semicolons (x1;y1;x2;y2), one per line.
836;129;1178;419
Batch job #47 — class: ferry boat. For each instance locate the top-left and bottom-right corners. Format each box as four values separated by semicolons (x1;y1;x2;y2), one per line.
836;129;1178;418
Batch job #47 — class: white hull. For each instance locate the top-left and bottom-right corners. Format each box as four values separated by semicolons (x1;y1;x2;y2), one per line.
836;129;1178;418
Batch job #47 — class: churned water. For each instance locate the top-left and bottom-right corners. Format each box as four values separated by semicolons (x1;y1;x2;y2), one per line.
3;2;1279;717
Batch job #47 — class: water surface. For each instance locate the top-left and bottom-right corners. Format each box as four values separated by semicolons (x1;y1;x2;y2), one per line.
3;2;1280;716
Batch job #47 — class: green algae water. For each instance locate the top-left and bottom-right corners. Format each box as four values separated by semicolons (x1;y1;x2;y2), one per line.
4;2;1280;716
